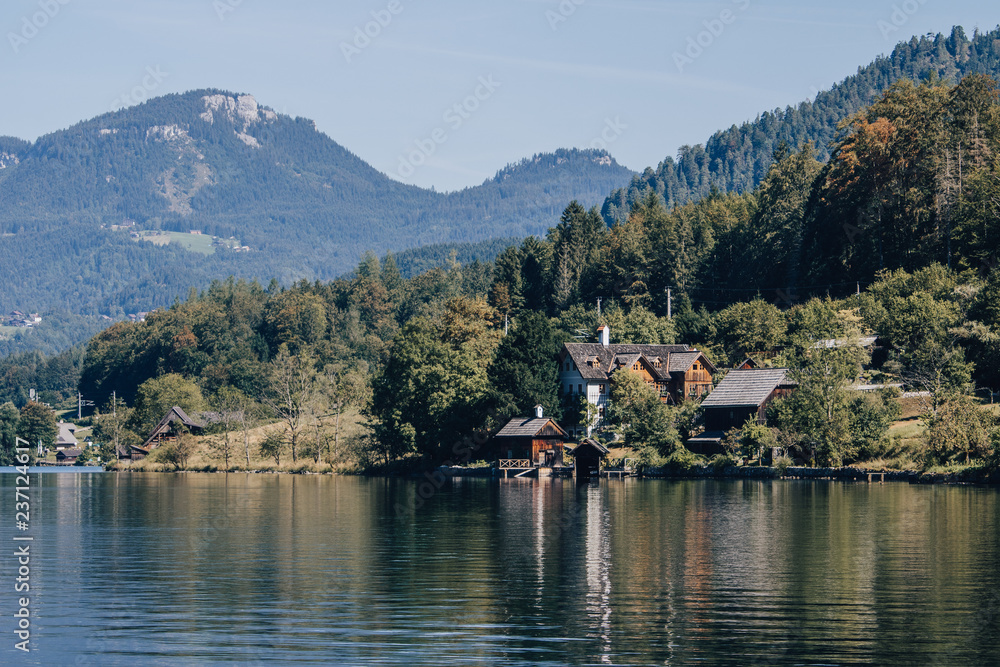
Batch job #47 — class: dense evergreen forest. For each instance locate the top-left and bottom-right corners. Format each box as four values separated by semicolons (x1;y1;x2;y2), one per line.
602;26;1000;222
8;72;992;474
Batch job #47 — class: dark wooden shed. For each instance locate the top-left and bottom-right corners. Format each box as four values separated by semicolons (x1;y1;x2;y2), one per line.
571;438;609;479
55;448;82;465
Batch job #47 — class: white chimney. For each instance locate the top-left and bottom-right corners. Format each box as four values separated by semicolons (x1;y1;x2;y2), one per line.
534;404;544;419
598;325;610;347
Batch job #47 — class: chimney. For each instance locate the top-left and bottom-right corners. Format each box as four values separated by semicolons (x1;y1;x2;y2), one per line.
534;404;544;419
597;325;610;347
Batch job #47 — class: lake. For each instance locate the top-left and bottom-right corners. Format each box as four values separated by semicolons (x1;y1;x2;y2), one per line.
2;472;998;665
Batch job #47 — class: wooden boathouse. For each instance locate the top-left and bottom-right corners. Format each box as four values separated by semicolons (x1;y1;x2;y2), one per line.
494;405;567;476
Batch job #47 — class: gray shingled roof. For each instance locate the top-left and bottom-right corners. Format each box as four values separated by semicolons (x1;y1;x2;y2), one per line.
496;418;567;438
571;438;610;456
700;369;791;408
563;343;709;381
668;351;715;374
56;422;79;447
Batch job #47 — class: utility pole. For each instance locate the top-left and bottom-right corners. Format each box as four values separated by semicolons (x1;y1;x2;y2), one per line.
857;281;860;296
597;297;602;317
78;393;94;420
666;287;673;320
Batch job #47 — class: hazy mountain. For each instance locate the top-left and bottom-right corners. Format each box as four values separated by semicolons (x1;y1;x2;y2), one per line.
0;90;633;321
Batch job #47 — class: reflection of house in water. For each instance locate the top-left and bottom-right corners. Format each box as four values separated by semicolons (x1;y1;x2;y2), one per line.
494;476;613;663
583;483;612;663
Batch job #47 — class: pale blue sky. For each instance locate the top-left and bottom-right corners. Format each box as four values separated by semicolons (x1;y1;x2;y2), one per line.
1;0;996;191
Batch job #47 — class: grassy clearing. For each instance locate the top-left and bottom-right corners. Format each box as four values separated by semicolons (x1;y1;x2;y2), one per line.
113;407;368;474
138;231;216;256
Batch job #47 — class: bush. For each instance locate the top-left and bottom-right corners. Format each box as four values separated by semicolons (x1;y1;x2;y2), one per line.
661;447;701;473
709;453;739;472
632;444;666;470
773;455;793;477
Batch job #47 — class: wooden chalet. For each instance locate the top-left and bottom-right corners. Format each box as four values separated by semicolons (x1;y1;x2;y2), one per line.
494;405;567;472
55;448;82;465
130;406;205;460
559;326;717;436
687;368;795;455
570;438;609;480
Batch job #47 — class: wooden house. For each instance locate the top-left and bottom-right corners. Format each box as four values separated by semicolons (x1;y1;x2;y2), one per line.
687;368;795;455
56;448;82;465
130;406;205;460
494;405;567;470
570;438;609;479
559;326;717;436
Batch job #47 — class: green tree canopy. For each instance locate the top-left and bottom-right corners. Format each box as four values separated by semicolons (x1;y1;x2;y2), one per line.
131;373;205;435
486;310;563;422
18;401;57;450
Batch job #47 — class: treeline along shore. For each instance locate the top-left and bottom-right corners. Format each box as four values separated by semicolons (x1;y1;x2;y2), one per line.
3;75;1000;479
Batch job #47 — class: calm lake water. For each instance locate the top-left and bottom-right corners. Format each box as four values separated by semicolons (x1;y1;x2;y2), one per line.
2;472;999;665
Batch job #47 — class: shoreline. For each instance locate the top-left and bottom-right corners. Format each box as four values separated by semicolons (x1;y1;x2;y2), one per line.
80;464;1000;486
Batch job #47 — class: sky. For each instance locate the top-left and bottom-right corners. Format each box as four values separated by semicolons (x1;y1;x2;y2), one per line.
0;0;996;192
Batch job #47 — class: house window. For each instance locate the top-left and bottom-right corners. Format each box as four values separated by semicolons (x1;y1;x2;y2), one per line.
578;384;583;395
599;384;605;394
565;362;570;371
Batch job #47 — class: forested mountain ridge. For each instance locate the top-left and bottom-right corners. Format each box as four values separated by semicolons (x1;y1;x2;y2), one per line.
0;90;632;318
602;26;1000;223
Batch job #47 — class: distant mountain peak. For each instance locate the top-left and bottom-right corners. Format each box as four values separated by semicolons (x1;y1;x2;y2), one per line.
494;148;624;182
199;93;278;128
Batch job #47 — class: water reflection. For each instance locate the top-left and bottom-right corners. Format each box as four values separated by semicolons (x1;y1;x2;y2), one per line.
1;473;998;665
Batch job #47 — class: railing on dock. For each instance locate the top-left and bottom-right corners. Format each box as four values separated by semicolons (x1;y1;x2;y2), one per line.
604;458;636;479
499;459;532;469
